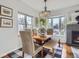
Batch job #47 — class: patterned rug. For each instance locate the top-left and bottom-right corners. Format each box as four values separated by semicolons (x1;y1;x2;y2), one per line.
54;46;63;58
45;45;63;58
2;45;63;58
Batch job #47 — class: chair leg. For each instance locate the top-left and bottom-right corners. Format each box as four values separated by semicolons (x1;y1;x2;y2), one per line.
22;51;24;58
52;48;55;57
41;47;44;58
32;56;35;58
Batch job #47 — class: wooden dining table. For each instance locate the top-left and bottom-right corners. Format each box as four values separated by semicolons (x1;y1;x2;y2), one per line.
32;35;51;44
33;35;47;40
32;35;52;57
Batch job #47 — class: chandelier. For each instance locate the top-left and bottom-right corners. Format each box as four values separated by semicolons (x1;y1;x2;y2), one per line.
39;0;51;17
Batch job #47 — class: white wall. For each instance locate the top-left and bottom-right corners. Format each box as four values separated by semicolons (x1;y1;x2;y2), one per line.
0;0;38;57
50;4;79;16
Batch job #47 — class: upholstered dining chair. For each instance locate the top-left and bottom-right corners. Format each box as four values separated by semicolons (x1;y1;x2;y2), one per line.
20;29;43;58
44;28;53;44
43;40;57;56
32;29;38;36
47;28;53;35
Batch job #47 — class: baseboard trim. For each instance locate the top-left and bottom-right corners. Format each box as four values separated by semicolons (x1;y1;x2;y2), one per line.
0;46;22;57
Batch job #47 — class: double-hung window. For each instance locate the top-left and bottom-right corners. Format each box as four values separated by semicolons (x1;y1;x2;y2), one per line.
18;13;32;35
48;18;52;28
26;16;32;28
52;16;65;35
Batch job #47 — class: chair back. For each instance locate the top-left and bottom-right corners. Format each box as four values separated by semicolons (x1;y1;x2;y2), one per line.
47;28;53;35
20;29;34;55
32;29;37;36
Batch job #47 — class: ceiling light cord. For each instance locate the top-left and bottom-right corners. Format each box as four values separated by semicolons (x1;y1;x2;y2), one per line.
44;0;47;2
44;0;47;11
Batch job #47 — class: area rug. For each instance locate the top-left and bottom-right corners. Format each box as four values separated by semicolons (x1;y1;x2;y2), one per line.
2;44;63;58
45;44;63;58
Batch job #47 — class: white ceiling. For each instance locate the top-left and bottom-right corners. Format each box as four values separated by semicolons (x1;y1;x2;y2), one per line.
21;0;79;12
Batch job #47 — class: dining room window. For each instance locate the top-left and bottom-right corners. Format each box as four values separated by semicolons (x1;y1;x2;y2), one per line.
18;13;26;31
26;16;32;28
18;13;33;35
52;16;65;35
48;18;52;28
53;17;60;35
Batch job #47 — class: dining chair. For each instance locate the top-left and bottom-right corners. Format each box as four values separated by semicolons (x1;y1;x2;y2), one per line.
47;28;53;35
43;39;57;56
44;28;53;44
20;29;43;58
32;29;38;36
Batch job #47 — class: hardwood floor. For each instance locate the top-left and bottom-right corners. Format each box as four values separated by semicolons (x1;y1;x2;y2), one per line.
62;44;74;58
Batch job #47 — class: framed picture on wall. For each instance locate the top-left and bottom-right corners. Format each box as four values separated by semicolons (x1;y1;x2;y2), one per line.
0;5;13;17
0;17;13;28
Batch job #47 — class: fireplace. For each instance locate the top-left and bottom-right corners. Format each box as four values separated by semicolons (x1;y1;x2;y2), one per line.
66;24;79;46
66;15;79;46
72;31;79;44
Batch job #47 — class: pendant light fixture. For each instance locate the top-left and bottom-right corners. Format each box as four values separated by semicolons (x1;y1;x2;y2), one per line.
39;0;51;17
